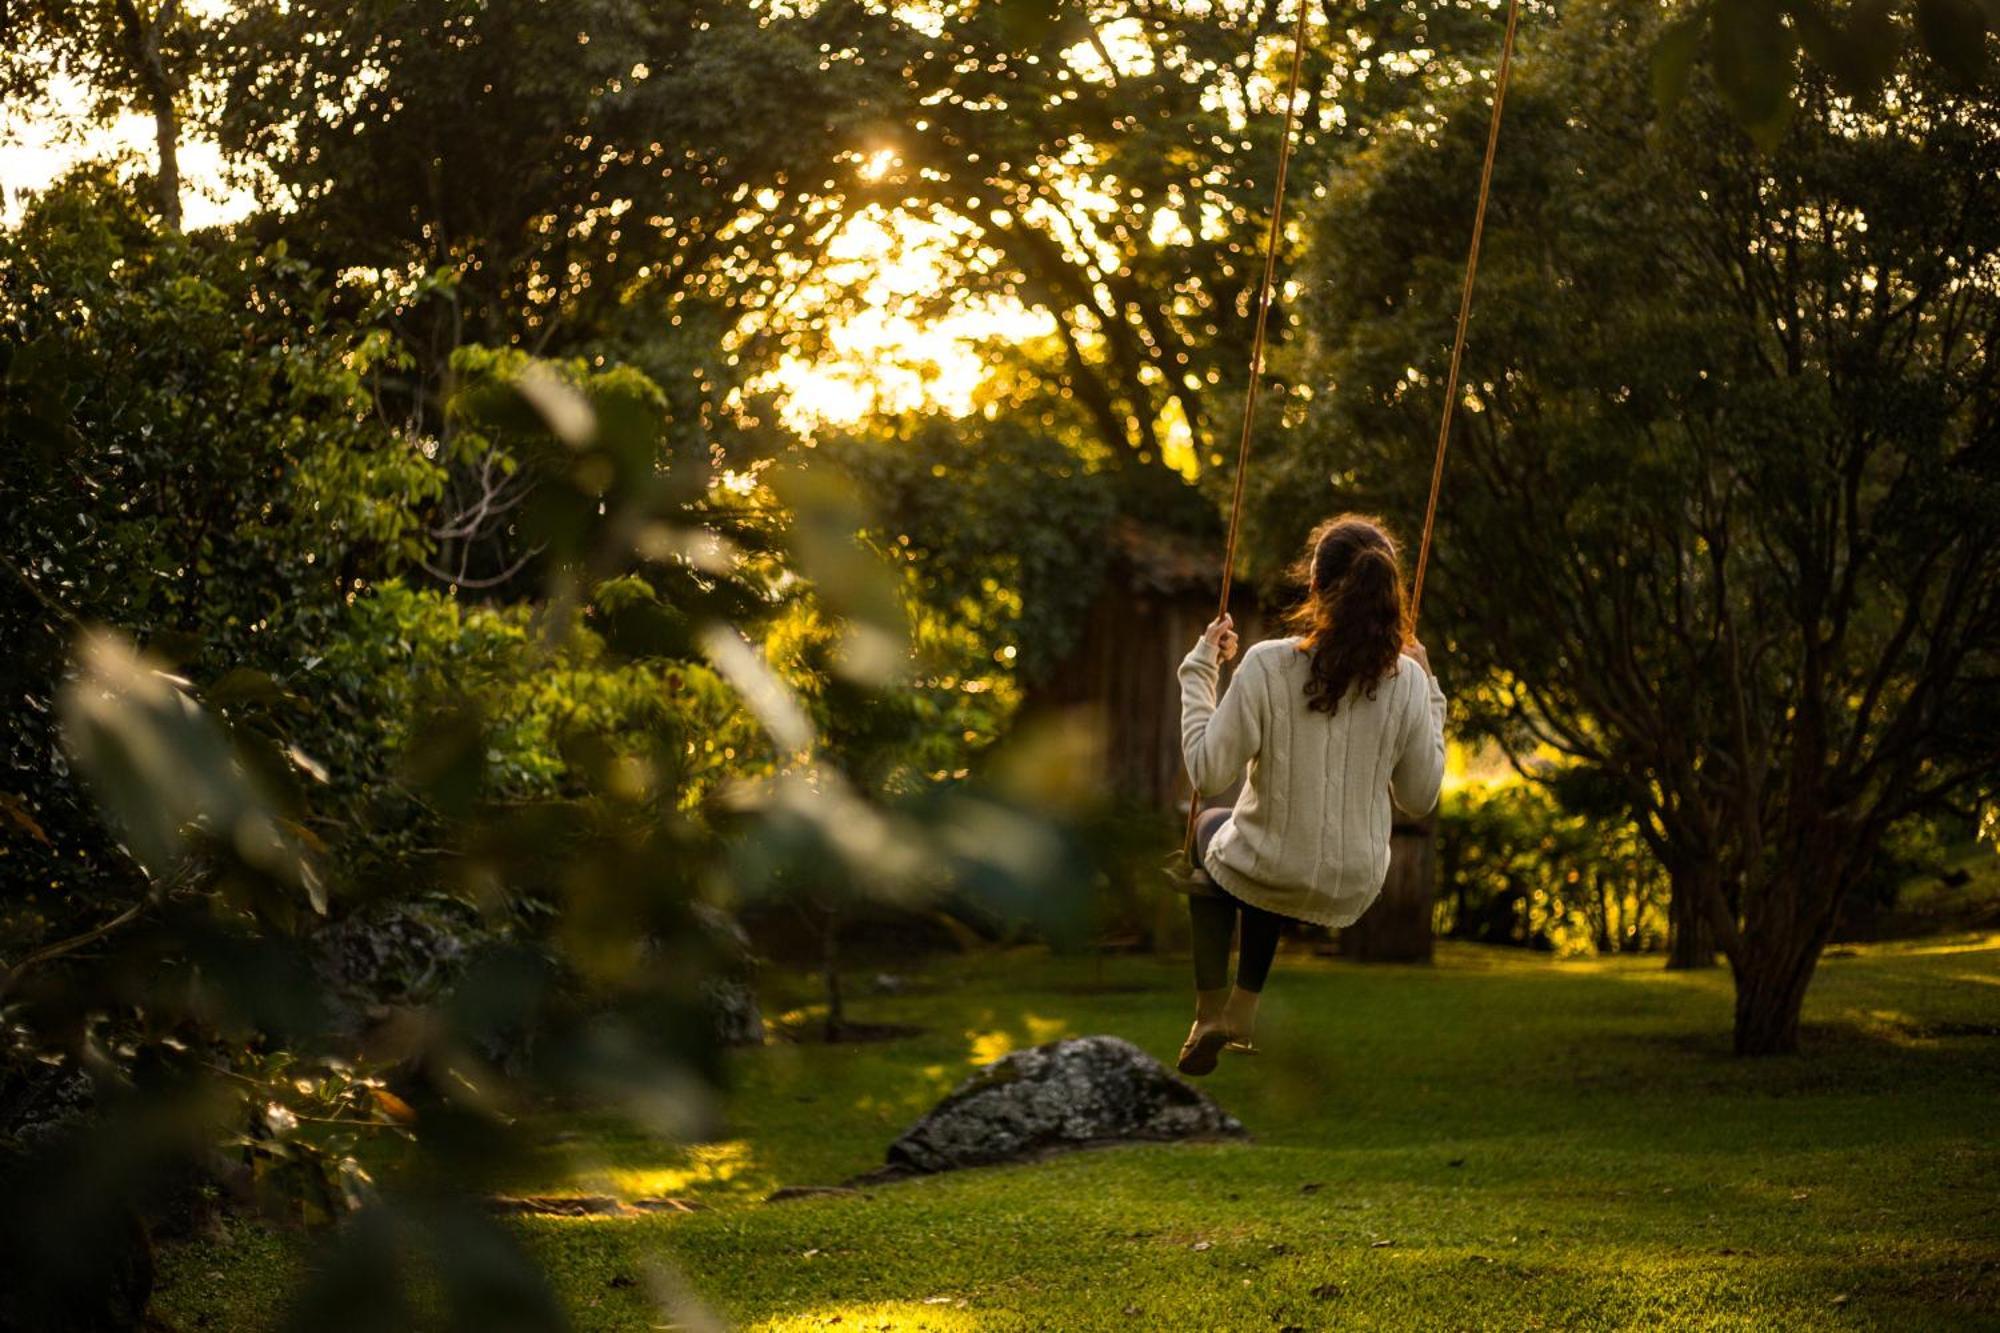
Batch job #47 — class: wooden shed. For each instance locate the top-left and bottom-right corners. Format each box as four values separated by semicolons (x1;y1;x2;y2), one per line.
1029;517;1437;962
1026;518;1268;810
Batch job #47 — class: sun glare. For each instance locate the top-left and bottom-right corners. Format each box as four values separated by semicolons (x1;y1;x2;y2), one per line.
1;76;259;228
755;206;1055;434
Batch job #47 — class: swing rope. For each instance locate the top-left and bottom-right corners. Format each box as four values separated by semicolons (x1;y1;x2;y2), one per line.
1412;0;1522;618
1178;0;1522;864
1209;0;1314;626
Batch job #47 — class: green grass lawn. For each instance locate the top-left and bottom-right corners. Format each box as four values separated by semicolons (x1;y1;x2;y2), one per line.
157;936;2000;1331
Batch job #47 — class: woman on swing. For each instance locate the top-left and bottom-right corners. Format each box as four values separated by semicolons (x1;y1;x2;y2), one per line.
1176;513;1447;1076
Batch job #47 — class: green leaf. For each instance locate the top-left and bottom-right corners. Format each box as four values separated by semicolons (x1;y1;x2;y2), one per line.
283;1206;411;1333
590;575;697;660
1786;0;1865;90
145;628;204;667
429;1203;571;1333
401;701;489;820
1652;13;1709;111
205;666;289;708
996;0;1066;49
1844;0;1906;89
768;467;912;684
1916;0;1991;83
1712;0;1798;144
513;360;596;447
61;632;305;887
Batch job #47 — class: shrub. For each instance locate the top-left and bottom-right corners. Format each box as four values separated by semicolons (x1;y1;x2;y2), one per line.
1435;780;1669;957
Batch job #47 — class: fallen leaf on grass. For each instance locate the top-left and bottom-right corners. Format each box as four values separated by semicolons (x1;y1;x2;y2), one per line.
1191;1240;1213;1252
0;793;50;844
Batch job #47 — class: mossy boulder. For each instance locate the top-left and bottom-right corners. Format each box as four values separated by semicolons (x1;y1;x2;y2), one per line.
873;1035;1245;1177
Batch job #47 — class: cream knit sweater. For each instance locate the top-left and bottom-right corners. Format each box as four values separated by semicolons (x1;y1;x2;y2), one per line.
1179;635;1448;928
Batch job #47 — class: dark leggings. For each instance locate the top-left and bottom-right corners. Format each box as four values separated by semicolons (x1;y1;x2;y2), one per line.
1189;808;1286;993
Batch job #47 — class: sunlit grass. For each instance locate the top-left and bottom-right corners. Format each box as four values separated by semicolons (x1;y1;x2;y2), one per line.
156;938;2000;1330
755;1298;983;1331
595;1141;756;1201
963;1011;1074;1066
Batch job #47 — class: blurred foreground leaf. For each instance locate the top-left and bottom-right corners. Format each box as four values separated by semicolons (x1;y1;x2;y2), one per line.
60;633;315;903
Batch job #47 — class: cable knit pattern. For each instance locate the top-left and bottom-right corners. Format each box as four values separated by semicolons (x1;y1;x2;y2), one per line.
1179;635;1447;928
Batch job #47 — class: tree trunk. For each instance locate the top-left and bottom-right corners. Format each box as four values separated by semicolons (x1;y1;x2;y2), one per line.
1338;822;1436;963
1729;844;1853;1055
151;100;183;233
1665;862;1717;970
114;0;182;232
1731;942;1820;1055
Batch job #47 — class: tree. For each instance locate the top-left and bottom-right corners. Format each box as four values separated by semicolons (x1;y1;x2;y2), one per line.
207;0;897;387
1271;0;2000;1053
830;0;1514;474
201;0;906;592
0;0;204;229
0;170;438;943
832;414;1119;680
0;181;1096;1321
1652;0;1997;148
0;174;449;1325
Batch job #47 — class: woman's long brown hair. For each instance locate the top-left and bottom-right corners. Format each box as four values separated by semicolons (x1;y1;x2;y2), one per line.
1285;514;1409;716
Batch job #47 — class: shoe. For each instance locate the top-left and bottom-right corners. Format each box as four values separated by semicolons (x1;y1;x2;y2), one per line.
1176;1024;1232;1077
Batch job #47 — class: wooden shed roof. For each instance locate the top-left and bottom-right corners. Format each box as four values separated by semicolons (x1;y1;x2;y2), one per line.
1110;516;1258;600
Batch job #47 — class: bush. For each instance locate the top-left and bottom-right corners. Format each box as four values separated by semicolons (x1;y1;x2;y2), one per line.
1436;780;1669;957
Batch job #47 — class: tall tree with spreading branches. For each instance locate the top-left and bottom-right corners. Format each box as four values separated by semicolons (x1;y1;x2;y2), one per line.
1266;0;2000;1053
1;0;203;230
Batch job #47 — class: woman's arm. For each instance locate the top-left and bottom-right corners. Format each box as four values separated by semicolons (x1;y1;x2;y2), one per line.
1389;648;1447;817
1180;624;1262;797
